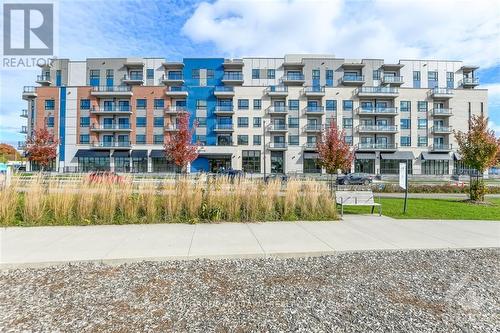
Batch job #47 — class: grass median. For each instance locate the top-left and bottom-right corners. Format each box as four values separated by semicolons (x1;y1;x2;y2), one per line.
343;197;500;220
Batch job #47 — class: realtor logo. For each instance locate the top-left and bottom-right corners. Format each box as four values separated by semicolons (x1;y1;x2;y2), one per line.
3;3;53;55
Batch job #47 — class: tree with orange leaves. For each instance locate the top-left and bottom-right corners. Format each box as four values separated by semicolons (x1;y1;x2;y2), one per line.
25;128;58;171
316;122;354;175
164;113;199;173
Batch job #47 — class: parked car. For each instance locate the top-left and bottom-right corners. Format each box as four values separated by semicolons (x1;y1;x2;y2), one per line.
86;171;124;184
336;173;373;185
264;174;288;183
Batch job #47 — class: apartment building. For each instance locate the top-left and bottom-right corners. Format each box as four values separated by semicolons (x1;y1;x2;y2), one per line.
19;54;487;175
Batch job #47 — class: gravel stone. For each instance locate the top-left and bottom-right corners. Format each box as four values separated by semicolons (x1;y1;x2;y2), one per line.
0;249;499;332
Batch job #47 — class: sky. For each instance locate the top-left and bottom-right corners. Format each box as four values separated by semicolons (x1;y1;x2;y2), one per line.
1;0;499;147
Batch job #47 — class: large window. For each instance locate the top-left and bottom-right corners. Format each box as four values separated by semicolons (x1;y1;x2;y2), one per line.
417;101;428;112
288;117;299;128
136;135;146;144
417;119;427;129
80;134;89;144
422;160;449;175
154;117;164;127
267;69;275;79
45;99;55;110
253;135;261;145
253;117;261;128
237;135;249;145
343;100;353;111
132;157;147;173
326;100;337;112
154;99;164;109
253;99;261;109
136;117;147;127
400;119;411;129
326;70;333;86
381;159;413;175
114;157;130;172
196;99;207;110
288;135;299;145
80;99;90;109
238;117;249;128
413;71;421;88
154;135;164;144
80;117;90;127
343;118;353;129
400;136;411;147
418;136;428;147
400;101;411;112
136;99;147;109
271;151;284;174
288;100;299;110
252;69;260;79
152;157;180;173
146;69;154;79
238;99;249;110
78;157;110;172
303;154;321;173
355;159;375;174
242;150;261;173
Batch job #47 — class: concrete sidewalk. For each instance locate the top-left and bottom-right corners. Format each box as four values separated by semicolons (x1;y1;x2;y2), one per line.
1;216;499;268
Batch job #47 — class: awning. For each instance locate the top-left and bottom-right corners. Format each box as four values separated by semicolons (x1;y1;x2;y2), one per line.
453;152;462;161
150;150;165;158
74;150;109;158
381;151;415;160
197;152;232;158
303;152;319;159
131;150;148;158
112;151;130;157
355;153;376;160
420;152;452;160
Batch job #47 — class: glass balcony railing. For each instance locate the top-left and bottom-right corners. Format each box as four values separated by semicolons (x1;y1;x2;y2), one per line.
267;106;288;113
165;106;188;113
304;142;317;149
92;86;132;92
357;143;398;150
167;86;188;92
90;105;131;112
36;74;51;81
430;144;453;151
269;124;287;131
223;72;243;80
92;141;131;148
167;73;183;80
304;106;325;113
214;123;234;130
303;86;325;93
20;126;28;134
432;108;453;116
23;86;36;93
357;87;399;94
91;123;131;130
165;124;180;131
358;107;398;114
20;109;28;117
266;85;288;93
431;126;453;133
214;105;234;112
357;125;398;132
124;73;143;80
214;86;234;92
461;77;479;85
382;76;403;83
283;73;304;81
343;75;364;82
304;124;323;131
268;142;288;149
430;87;453;95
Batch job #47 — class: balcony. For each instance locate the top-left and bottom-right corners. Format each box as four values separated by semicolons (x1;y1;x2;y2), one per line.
265;85;288;97
340;75;365;85
36;74;52;85
356;143;398;151
268;124;288;132
429;144;453;152
303;142;317;151
124;59;144;68
90;105;132;115
161;73;184;85
90;86;133;97
122;74;144;85
356;87;399;97
460;77;479;87
222;72;244;84
302;86;325;97
303;124;323;132
382;76;404;85
213;86;234;97
267;142;288;150
213;105;234;115
431;126;453;134
17;141;26;150
162;62;184;70
91;141;132;149
223;59;244;69
22;86;37;99
303;106;325;115
20;126;28;134
356;107;398;116
90;123;132;132
165;106;188;114
429;87;453;99
431;108;453;117
280;73;305;85
213;123;234;132
357;125;398;133
165;124;180;132
20;109;28;118
165;86;188;97
266;106;288;115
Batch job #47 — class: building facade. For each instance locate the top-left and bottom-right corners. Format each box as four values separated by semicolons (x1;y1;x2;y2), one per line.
19;54;487;175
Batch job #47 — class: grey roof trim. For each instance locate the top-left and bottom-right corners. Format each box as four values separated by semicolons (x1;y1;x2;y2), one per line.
420;152;452;160
355;153;376;159
381;151;414;160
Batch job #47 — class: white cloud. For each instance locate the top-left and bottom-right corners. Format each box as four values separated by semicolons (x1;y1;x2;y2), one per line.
483;83;500;137
182;0;500;67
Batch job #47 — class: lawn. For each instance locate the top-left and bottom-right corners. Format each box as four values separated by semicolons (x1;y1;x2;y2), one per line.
343;198;500;220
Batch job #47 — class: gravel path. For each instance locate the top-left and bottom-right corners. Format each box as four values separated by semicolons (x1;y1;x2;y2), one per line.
1;249;498;332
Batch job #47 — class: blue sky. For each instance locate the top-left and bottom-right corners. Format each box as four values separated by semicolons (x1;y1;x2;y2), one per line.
1;0;499;146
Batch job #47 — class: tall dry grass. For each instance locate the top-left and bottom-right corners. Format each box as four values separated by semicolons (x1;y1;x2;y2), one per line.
0;174;338;226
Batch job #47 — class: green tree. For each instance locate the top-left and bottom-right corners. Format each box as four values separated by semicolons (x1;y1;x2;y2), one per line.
454;115;500;201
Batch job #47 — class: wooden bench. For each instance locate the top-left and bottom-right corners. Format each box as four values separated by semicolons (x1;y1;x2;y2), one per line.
335;190;381;217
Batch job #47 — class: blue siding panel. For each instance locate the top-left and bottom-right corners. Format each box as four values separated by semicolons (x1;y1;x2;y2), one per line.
59;87;66;162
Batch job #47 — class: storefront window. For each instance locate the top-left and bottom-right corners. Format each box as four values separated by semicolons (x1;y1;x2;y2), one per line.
242;150;261;173
354;159;375;174
422;160;449;175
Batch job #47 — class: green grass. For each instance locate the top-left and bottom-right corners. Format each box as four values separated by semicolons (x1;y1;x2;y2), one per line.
343;198;500;220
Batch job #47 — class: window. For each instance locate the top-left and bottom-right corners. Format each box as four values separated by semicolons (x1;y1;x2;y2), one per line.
253;117;261;128
238;99;249;110
80;117;90;127
80;99;90;109
373;70;381;80
196;117;207;127
253;99;261;109
45;99;55;110
154;135;164;144
267;69;275;79
400;136;411;147
418;136;428;147
206;69;214;79
136;117;147;127
446;72;454;89
344;136;353;145
106;69;113;79
146;69;154;79
252;69;260;79
242;150;261;173
400;119;411;129
288;117;299;128
400;101;411;112
89;69;100;86
192;69;200;79
154;99;164;109
288;135;299;145
417;101;428;112
252;135;261;145
418;119;427;129
136;135;146;144
343;118;353;128
136;99;147;109
428;71;438;88
237;135;249;145
196;99;207;110
326;100;337;111
326;70;334;86
288;100;299;110
312;69;320;80
238;117;249;128
154;117;164;127
80;134;89;144
413;70;421;88
422;160;449;175
196;135;207;145
343;100;353;111
381;159;413;175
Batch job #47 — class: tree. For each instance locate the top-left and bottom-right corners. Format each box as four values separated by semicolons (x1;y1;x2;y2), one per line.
454;115;499;201
0;143;21;162
164;113;199;173
25;128;58;171
317;122;354;178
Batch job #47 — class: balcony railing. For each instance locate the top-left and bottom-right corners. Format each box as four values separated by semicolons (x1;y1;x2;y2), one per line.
357;107;398;115
222;72;243;81
91;141;131;148
20;126;28;134
303;106;325;113
123;73;143;81
267;106;288;114
382;76;404;84
357;125;398;132
91;85;132;92
214;86;234;92
461;77;479;86
268;124;288;131
214;105;234;113
429;144;453;151
430;87;453;97
357;143;398;150
268;142;288;149
23;86;36;93
18;141;26;150
356;87;399;95
91;123;131;130
20;109;28;117
214;123;234;130
282;73;304;81
303;142;317;149
431;108;453;116
167;73;183;80
304;124;323;131
431;126;453;133
165;106;188;113
167;86;188;92
36;74;51;81
266;85;288;94
342;75;364;82
90;105;131;112
165;124;180;131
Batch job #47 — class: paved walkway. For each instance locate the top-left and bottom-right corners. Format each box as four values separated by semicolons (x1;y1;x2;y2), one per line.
1;216;499;268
